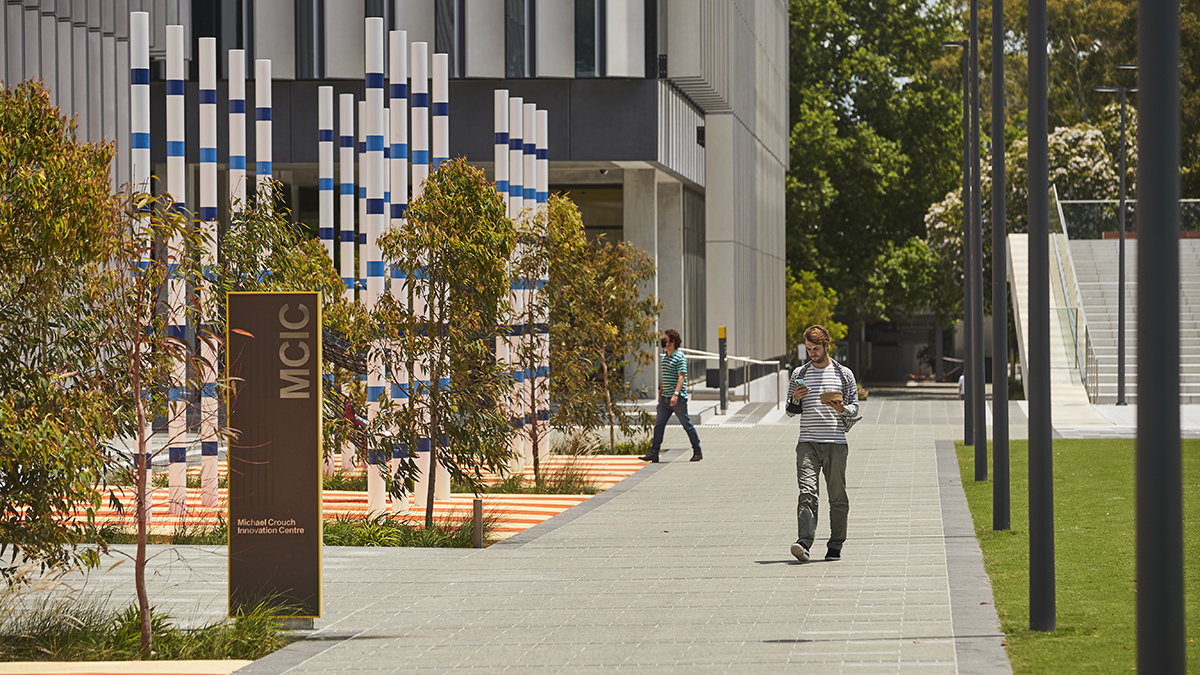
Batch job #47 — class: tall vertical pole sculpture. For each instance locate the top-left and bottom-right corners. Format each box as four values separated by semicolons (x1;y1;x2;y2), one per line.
388;29;409;514
198;37;220;507
339;94;356;305
523;103;536;213
494;91;509;202
359;101;367;300
970;0;987;477
493;90;514;472
1137;0;1185;667
130;11;153;521
229;50;247;216
365;17;387;517
255;60;272;201
534;108;550;461
431;54;449;170
520;102;537;467
429;51;451;501
410;41;433;508
319;85;335;477
991;0;1010;530
1027;0;1055;632
338;93;357;472
319;86;335;261
506;96;525;474
165;24;188;516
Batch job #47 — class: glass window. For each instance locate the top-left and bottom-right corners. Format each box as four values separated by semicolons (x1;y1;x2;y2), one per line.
575;0;595;77
505;0;528;78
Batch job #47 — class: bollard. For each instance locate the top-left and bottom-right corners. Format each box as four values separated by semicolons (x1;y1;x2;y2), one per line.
473;498;483;548
718;326;728;413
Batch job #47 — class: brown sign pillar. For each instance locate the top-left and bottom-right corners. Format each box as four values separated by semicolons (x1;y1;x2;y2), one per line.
227;292;323;618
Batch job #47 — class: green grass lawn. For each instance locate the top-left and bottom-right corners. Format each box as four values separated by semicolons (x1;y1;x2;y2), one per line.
956;439;1200;674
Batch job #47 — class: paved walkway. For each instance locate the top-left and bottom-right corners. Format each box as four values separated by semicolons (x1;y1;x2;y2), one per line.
47;397;1011;674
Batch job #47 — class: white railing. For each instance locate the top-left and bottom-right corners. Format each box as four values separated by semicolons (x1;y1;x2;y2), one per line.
677;348;786;409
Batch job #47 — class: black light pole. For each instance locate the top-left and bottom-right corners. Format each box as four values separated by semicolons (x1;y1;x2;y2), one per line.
1095;67;1137;407
944;39;972;448
1028;0;1055;632
1136;0;1185;667
970;0;987;480
991;0;1009;530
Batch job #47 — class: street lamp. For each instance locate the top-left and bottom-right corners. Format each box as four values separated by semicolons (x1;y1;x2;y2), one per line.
1095;62;1137;406
943;39;974;447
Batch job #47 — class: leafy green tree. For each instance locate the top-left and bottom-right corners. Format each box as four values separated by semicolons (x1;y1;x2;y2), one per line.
508;196;564;483
0;81;125;578
925;121;1117;318
786;0;962;328
785;268;847;357
376;158;515;528
550;227;661;453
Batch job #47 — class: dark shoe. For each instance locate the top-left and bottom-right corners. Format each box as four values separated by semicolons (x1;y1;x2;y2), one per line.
690;452;703;461
825;548;841;561
790;542;810;562
638;453;659;463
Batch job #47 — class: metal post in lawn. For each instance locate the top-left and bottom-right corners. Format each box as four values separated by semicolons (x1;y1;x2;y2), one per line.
1136;0;1185;668
991;0;1010;530
1027;0;1055;632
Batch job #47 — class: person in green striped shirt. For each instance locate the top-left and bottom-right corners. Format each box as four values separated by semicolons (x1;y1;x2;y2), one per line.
640;329;704;463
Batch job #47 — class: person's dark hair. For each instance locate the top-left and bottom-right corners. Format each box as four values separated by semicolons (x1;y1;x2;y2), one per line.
664;329;681;348
803;325;832;348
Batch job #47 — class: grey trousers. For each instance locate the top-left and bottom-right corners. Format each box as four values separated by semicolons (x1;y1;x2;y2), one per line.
795;440;849;551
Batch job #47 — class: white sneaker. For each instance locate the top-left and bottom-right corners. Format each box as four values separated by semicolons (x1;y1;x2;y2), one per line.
790;542;810;562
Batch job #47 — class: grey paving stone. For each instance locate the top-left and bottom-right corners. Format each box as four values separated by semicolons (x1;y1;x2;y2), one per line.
43;398;1017;673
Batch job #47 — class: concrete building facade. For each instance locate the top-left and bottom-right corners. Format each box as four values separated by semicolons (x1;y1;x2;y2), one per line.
2;0;788;393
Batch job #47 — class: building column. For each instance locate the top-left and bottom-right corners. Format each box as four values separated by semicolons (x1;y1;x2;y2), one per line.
623;167;658;399
657;178;684;339
704;114;737;358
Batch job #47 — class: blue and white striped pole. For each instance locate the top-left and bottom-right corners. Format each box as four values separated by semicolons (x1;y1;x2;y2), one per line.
166;24;188;516
520;103;538;467
507;97;523;220
534;107;550;463
358;100;367;298
339;93;356;307
389;29;410;514
523;102;536;213
494;90;509;203
319;86;335;261
432;53;448;170
318;85;335;477
537;110;549;207
430;50;451;501
254;59;272;203
365;17;387;517
410;43;429;200
228;49;247;215
383;107;391;248
493;90;514;471
410;41;433;509
338;93;357;472
507;96;526;473
198;36;220;507
130;11;153;521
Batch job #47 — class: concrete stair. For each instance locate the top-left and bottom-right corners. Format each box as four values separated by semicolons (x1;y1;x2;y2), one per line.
1069;239;1200;403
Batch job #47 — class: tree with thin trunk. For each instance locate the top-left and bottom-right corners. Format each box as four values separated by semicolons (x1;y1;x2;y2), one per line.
376;158;515;528
549;222;660;452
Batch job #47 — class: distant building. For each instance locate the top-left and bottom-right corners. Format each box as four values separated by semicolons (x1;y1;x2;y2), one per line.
2;0;788;392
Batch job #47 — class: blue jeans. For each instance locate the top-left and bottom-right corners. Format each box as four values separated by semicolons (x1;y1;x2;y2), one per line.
649;396;702;455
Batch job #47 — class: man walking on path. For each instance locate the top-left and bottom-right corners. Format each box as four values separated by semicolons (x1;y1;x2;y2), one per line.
787;325;860;562
640;329;703;463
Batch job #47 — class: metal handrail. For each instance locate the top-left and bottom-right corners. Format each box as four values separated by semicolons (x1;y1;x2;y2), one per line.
1049;184;1095;392
675;348;786;409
